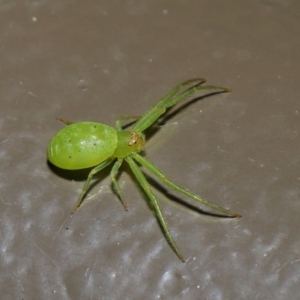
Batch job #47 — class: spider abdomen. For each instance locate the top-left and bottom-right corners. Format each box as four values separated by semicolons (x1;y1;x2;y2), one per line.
47;122;118;170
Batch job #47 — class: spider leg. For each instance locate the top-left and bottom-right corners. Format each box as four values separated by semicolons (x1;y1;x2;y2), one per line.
132;153;241;218
72;158;115;213
125;156;185;262
110;159;128;210
115;116;141;131
57;117;73;125
132;78;229;133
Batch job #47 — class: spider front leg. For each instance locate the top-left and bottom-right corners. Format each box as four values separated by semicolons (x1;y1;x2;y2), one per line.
71;158;114;213
132;78;230;133
125;156;185;262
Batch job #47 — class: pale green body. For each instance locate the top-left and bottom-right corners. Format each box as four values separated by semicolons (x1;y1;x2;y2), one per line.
48;122;144;169
48;122;117;169
48;78;240;262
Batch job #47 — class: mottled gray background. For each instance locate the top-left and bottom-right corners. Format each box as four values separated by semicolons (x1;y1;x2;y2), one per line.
0;1;299;299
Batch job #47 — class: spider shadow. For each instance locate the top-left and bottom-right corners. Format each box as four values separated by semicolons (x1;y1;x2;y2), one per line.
122;162;234;219
48;158;233;220
118;90;227;150
48;161;113;208
144;90;227;143
48;160;110;181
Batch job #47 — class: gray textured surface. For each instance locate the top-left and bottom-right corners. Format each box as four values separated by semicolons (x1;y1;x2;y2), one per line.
1;1;300;299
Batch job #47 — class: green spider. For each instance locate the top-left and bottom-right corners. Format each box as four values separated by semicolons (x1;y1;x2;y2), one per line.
47;78;241;261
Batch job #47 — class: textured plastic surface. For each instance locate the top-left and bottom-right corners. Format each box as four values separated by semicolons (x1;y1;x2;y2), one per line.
0;1;299;299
